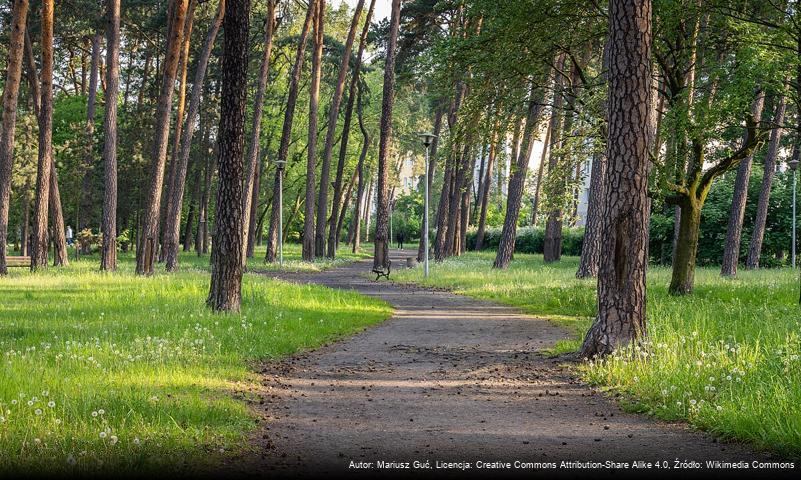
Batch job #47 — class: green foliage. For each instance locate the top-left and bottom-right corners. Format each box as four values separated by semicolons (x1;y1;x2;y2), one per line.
465;226;585;256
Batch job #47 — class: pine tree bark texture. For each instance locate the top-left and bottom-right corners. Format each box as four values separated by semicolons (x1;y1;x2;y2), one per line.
0;0;29;275
373;0;401;271
474;131;496;251
31;0;54;271
720;90;765;277
135;0;189;275
580;0;652;358
434;83;466;261
207;0;250;312
746;93;786;270
101;0;121;271
164;0;224;272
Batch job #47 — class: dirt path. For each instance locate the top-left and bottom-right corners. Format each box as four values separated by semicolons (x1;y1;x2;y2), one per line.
242;250;779;477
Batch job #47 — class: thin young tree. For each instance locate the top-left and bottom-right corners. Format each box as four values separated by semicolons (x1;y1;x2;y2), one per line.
373;0;401;271
581;0;652;358
100;0;121;271
317;0;365;257
418;108;443;260
163;0;225;272
135;0;190;275
265;0;316;263
720;91;765;277
302;0;324;262
207;0;251;312
351;80;370;253
241;0;276;266
746;93;787;270
30;0;54;271
0;0;29;276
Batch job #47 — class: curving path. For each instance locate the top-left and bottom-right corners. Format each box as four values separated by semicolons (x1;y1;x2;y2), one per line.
237;249;784;477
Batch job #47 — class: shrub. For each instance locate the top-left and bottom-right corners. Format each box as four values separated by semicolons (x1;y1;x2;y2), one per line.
466;226;585;256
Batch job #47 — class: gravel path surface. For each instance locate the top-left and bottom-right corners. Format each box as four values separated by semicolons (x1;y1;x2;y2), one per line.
234;249;788;478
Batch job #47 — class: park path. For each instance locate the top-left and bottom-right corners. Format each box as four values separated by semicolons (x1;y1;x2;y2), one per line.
240;249;771;476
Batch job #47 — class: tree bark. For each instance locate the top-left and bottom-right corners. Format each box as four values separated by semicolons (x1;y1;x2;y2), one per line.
161;0;196;264
493;87;545;269
720;90;766;276
197;115;214;256
241;0;276;266
31;0;54;271
207;0;250;312
135;0;190;275
302;0;324;262
474;128;496;251
184;160;202;251
351;83;370;253
530;118;552;227
100;0;121;271
265;0;316;263
326;0;374;258
163;0;223;271
580;0;652;358
78;33;101;231
0;0;29;275
746;94;786;270
373;0;401;271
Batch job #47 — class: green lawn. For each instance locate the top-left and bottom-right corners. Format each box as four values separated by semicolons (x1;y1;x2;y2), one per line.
394;252;801;457
0;245;391;474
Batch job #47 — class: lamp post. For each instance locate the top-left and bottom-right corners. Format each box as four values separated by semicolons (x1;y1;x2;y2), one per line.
418;132;437;278
790;158;798;269
274;158;286;267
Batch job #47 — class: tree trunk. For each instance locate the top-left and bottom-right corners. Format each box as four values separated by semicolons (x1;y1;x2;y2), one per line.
78;33;101;232
207;0;250;312
241;0;276;266
434;83;467;261
197;117;214;256
265;0;316;263
580;0;651;357
246;150;263;257
373;0;400;271
746;94;786;270
49;163;69;267
669;198;701;295
720;90;766;276
0;0;29;275
100;0;121;271
363;177;373;243
20;180;31;257
575;148;606;278
135;0;190;275
493;89;545;269
302;0;324;262
183;160;202;251
326;0;374;258
474;129;496;251
31;0;54;271
163;0;223;271
352;86;371;253
530;118;552;227
444;143;472;257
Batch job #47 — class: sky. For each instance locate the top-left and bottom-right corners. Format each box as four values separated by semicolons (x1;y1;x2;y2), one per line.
333;0;392;21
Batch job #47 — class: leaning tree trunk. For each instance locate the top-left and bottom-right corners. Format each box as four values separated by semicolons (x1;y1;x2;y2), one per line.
0;0;29;275
49;165;69;267
580;0;652;358
746;94;786;270
373;0;401;271
78;33;101;233
302;0;324;262
163;0;224;272
530;119;553;227
207;0;250;312
31;0;54;271
720;90;766;276
327;0;374;258
241;0;275;266
197;117;214;256
493;90;544;269
135;0;190;275
474;128;497;251
100;0;121;271
265;0;316;263
161;1;196;263
434;83;467;261
351;83;370;253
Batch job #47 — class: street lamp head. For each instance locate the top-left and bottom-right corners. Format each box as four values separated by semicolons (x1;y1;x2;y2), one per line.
789;159;800;171
273;158;287;171
418;132;437;148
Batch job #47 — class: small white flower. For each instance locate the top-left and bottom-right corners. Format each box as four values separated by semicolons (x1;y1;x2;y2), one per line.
99;431;107;439
110;435;118;445
98;409;105;415
27;400;34;406
133;437;141;445
716;405;723;411
48;401;55;408
33;438;41;444
34;408;42;415
91;411;98;417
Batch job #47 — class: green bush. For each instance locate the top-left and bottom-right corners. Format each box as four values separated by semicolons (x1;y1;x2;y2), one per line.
466;226;585;256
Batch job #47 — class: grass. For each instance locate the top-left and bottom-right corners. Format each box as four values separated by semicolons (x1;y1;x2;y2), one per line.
393;251;801;457
0;245;391;474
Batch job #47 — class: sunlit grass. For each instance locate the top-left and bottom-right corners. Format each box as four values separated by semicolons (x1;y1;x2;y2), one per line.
394;251;801;456
0;245;391;474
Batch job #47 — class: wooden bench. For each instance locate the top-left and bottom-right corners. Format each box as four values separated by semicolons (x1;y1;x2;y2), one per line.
5;256;30;268
371;259;392;281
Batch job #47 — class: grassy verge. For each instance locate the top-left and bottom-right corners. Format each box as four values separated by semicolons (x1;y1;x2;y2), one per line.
0;246;391;474
393;251;801;457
